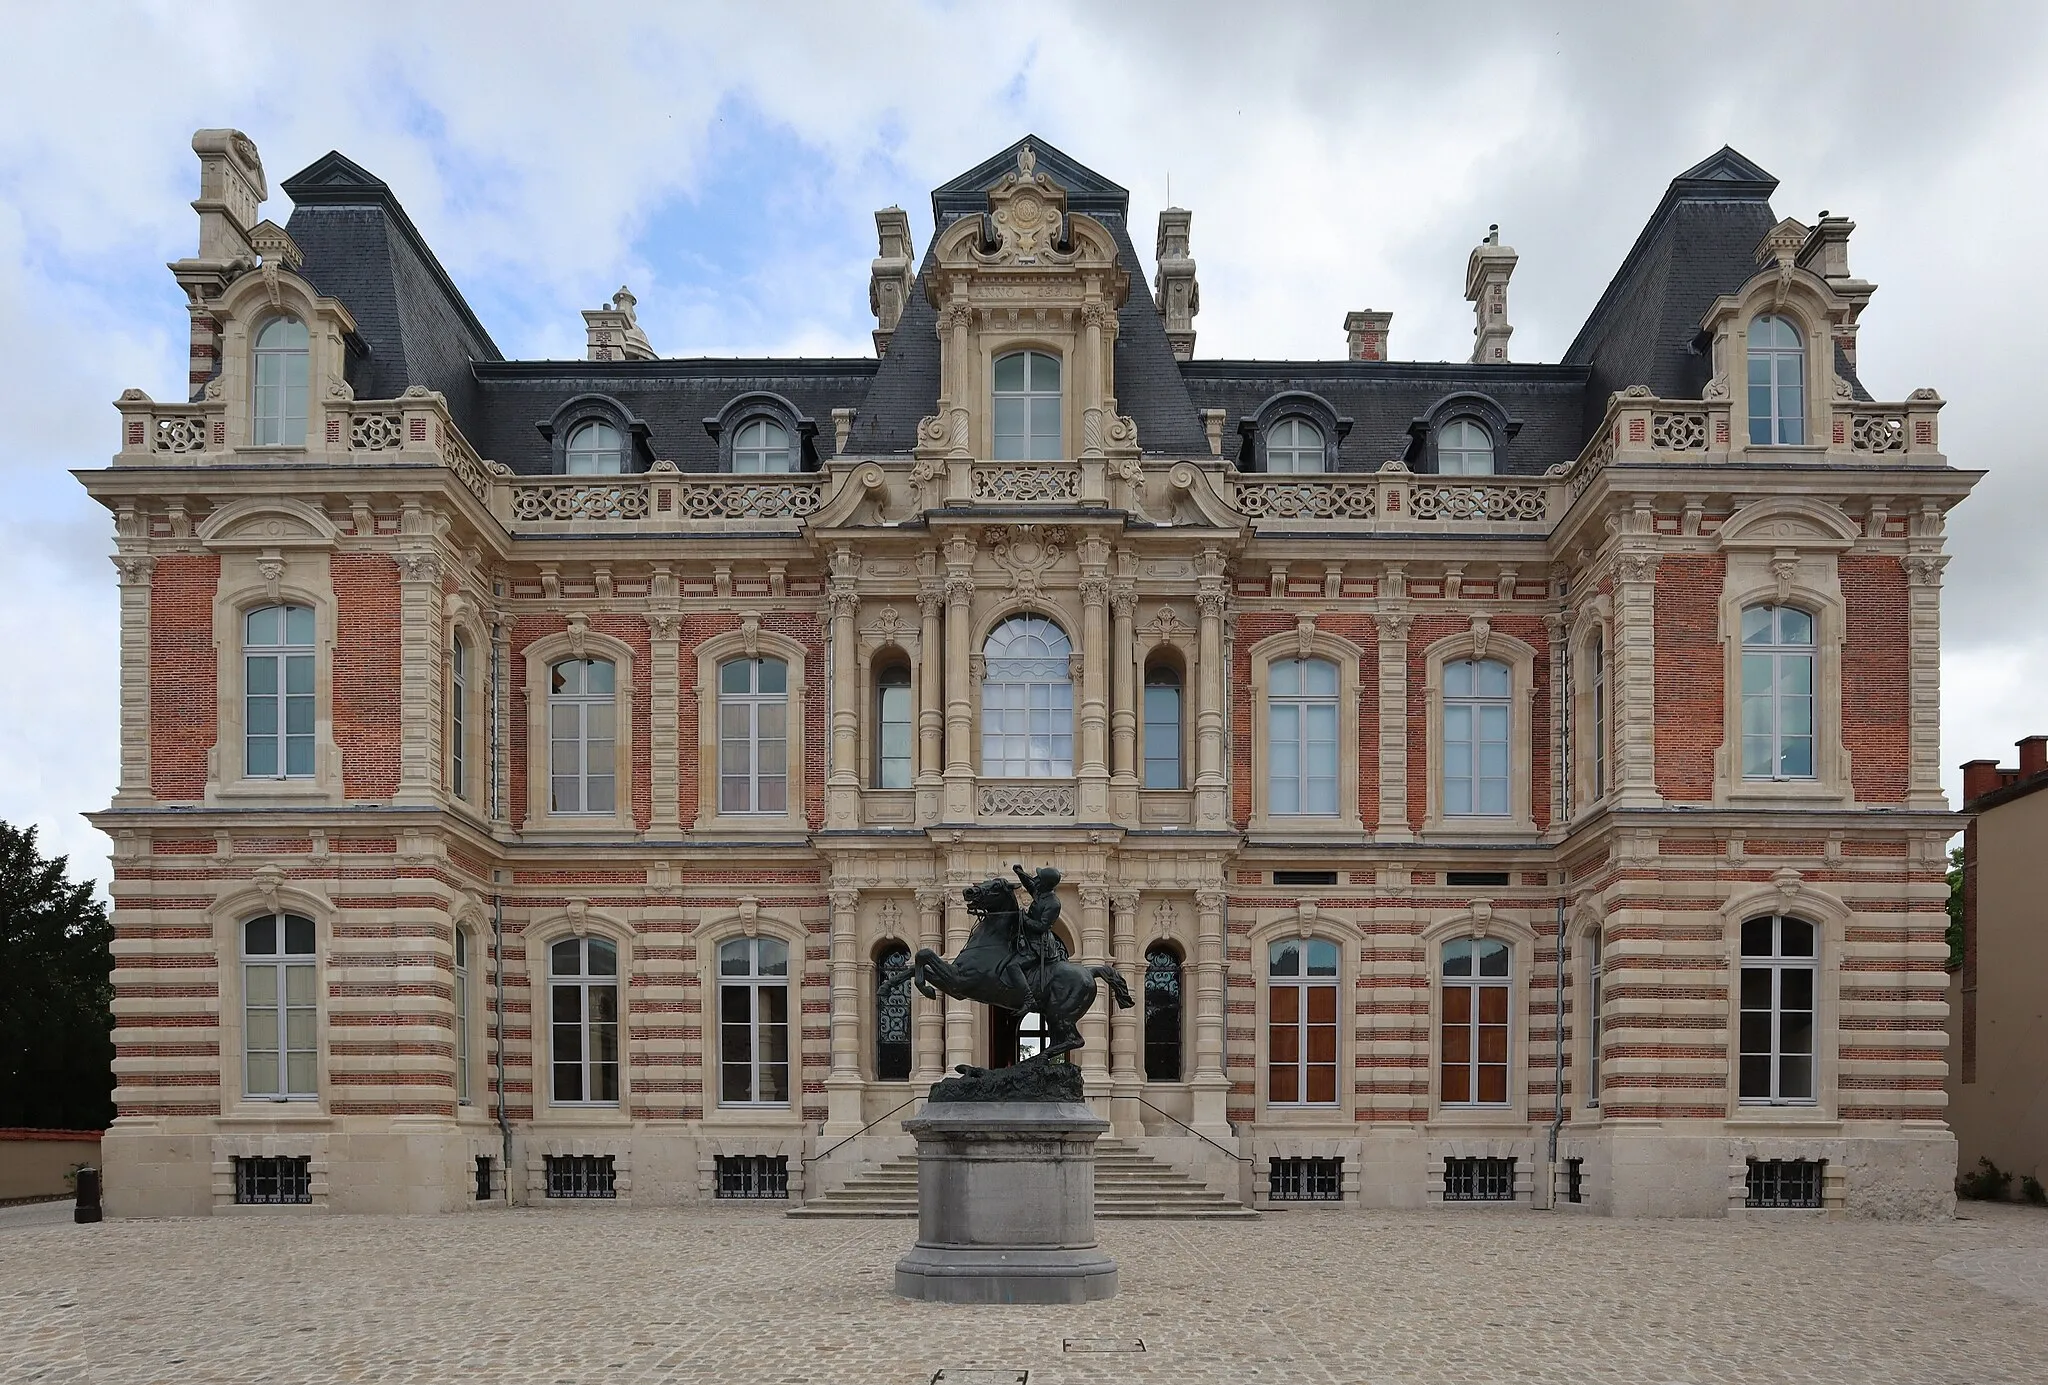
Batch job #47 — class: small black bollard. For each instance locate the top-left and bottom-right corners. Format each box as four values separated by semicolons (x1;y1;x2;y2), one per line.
74;1167;102;1224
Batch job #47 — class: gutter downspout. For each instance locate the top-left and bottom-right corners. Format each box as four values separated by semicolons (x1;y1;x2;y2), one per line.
1547;895;1566;1209
493;887;510;1202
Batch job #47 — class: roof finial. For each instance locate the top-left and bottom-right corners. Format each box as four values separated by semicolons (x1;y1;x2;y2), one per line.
1486;223;1499;245
1017;142;1036;178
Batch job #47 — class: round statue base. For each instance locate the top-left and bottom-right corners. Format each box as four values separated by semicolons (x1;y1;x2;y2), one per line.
893;1099;1117;1303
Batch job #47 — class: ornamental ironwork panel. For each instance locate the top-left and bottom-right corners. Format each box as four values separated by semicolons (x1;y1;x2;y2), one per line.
1745;1157;1825;1208
232;1155;312;1205
1269;1157;1343;1201
544;1153;617;1199
1443;1156;1516;1201
876;947;913;1081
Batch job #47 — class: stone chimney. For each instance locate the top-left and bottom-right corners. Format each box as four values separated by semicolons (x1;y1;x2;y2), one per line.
1153;207;1199;360
1465;226;1517;363
169;129;268;399
1799;212;1877;372
1344;310;1392;362
584;287;655;362
869;207;915;357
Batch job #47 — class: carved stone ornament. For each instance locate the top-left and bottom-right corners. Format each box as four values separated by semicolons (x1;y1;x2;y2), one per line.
1294;613;1319;660
1771;552;1800;604
252;862;286;914
1470;615;1492;660
740;611;762;657
984;524;1068;604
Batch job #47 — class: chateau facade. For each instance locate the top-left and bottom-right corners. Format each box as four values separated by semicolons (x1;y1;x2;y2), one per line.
82;130;1973;1217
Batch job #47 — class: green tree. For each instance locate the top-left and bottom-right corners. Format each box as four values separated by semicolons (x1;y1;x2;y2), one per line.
1945;843;1966;972
0;822;114;1129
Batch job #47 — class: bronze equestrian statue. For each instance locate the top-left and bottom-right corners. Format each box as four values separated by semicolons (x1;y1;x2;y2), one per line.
885;864;1133;1067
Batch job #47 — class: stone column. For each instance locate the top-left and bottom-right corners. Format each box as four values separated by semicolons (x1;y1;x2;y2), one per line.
392;549;443;806
1193;546;1229;828
1613;545;1663;807
1904;553;1949;809
1108;889;1143;1137
1544;610;1569;825
913;887;948;1087
1078;538;1111;819
647;610;682;834
111;553;154;807
1189;886;1231;1139
826;548;862;829
943;884;975;1072
942;537;977;822
1077;884;1112;1107
823;884;864;1137
1374;606;1413;840
1109;582;1139;820
916;568;945;826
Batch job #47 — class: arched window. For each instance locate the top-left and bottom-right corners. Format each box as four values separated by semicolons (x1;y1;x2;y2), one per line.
564;419;624;474
1443;658;1511;817
1588;632;1606;801
1584;930;1602;1109
1739;914;1816;1104
733;417;794;473
1438;418;1494;475
243;912;317;1099
718;657;789;813
1268;657;1338;816
448;633;469;801
1441;937;1510;1106
549;659;616;814
1266;417;1326;473
454;928;472;1105
1268;938;1339;1105
719;936;790;1105
874;944;912;1081
1739;605;1815;779
874;659;913;789
992;350;1062;460
246;604;315;780
251;316;309;447
981;615;1073;777
549;936;619;1105
1143;944;1184;1080
1747;315;1806;445
1142;663;1183;790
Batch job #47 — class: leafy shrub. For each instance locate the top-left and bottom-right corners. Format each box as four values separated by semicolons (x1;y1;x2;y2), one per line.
1958;1157;2013;1201
2022;1175;2046;1206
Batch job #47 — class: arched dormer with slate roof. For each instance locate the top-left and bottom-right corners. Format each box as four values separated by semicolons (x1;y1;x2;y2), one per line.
703;391;821;473
1407;391;1522;474
1234;390;1352;473
536;394;653;474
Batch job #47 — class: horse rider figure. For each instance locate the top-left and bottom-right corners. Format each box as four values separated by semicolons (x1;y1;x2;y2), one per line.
1011;863;1063;994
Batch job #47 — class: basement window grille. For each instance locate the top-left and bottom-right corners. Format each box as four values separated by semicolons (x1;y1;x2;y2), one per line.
1272;870;1338;886
1746;1157;1825;1208
1268;1157;1343;1201
474;1156;494;1202
715;1154;790;1199
1564;1157;1584;1204
544;1154;616;1199
1445;871;1511;887
1444;1156;1516;1202
232;1155;311;1205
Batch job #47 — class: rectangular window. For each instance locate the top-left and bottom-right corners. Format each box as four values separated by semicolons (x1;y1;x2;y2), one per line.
474;1156;494;1202
876;669;912;789
714;1155;790;1199
245;605;315;779
1443;1156;1516;1202
1267;939;1340;1106
1440;939;1511;1106
1739;915;1817;1104
1586;932;1602;1109
549;659;617;814
719;658;789;814
718;938;791;1105
454;930;471;1105
1444;871;1510;887
232;1155;311;1205
1272;870;1338;886
1268;1157;1343;1202
1142;677;1183;789
244;912;317;1100
1740;606;1816;780
1745;1158;1825;1209
549;937;620;1106
449;637;467;799
1589;634;1607;799
1268;659;1339;817
1443;657;1512;817
544;1154;616;1199
1564;1157;1584;1204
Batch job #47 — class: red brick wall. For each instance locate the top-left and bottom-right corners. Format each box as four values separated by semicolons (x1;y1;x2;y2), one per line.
1404;615;1551;828
1841;556;1909;803
149;555;219;801
332;553;402;799
1653;556;1724;801
1228;613;1378;828
592;614;654;831
676;611;826;830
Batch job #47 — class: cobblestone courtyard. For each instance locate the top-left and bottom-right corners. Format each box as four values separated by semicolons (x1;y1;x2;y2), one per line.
4;1201;2047;1384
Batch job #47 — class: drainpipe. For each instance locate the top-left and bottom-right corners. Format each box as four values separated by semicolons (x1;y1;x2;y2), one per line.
1547;895;1566;1209
493;886;511;1202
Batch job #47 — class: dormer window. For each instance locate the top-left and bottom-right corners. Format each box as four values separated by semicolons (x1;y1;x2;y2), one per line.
733;417;794;473
1266;418;1326;474
992;350;1062;460
565;419;623;474
1438;418;1493;475
1747;315;1806;445
251;316;309;447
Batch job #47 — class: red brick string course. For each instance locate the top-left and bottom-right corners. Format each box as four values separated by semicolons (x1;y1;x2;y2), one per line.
1652;555;1724;800
332;553;402;798
149;554;220;800
1840;556;1910;802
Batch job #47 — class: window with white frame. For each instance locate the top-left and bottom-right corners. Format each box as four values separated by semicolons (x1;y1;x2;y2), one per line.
874;660;912;789
981;615;1074;777
1268;656;1338;816
565;419;624;474
549;658;616;814
718;657;789;813
1142;663;1183;789
1740;605;1816;779
244;913;317;1099
719;937;790;1105
1441;937;1510;1106
1438;418;1494;475
1443;658;1511;816
732;417;794;473
1585;930;1602;1108
1747;314;1806;445
251;316;309;447
448;633;469;800
1268;938;1339;1105
1266;417;1326;473
1739;914;1816;1104
992;350;1062;460
245;604;315;779
1588;632;1607;801
549;936;619;1105
454;928;472;1105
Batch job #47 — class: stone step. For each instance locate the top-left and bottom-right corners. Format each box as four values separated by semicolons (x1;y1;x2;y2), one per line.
789;1143;1254;1221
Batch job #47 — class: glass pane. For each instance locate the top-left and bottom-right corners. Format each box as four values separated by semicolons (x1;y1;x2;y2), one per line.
1740;1011;1772;1054
1781;918;1815;957
1304;660;1337;697
245;1006;279;1051
1477;660;1511;697
1741;967;1772;1009
759;939;789;975
1778;1054;1814;1100
246;606;280;646
588;939;617;976
284;606;314;645
246;1053;279;1095
283;914;314;954
1306;940;1339;976
1779;738;1813;777
1268;940;1300;977
285;692;313;735
284;1007;315;1050
1445;660;1472;697
993;353;1027;392
1780;1008;1814;1061
1442;939;1472;976
1030;351;1060;391
1270;659;1299;697
1778;608;1814;645
1029;396;1062;456
556;1060;584;1104
552;939;582;976
1477;940;1510;977
720;939;750;974
245;916;277;956
1738;1054;1770;1099
1780;967;1814;1014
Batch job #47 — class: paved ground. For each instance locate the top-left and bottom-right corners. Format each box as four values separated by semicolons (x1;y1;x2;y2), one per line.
4;1202;2047;1384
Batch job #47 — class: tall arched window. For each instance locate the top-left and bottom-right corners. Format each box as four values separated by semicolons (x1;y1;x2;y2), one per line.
1441;937;1510;1106
719;657;788;813
874;944;912;1081
251;316;309;447
549;936;619;1105
454;928;472;1105
992;350;1062;460
733;417;794;473
875;660;912;789
1438;418;1494;475
1739;914;1816;1104
448;633;469;801
1143;944;1184;1080
1268;938;1339;1105
1747;315;1806;445
1268;657;1338;816
1443;658;1511;817
246;604;315;780
719;936;790;1105
549;658;616;814
1740;605;1815;779
565;419;624;474
1588;632;1606;801
981;615;1073;777
1266;417;1326;473
1142;663;1183;790
243;912;317;1099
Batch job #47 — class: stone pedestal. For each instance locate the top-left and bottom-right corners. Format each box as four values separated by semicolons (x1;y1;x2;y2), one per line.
894;1100;1118;1303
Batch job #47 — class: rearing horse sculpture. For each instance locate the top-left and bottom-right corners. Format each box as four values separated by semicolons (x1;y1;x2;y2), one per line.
884;865;1133;1064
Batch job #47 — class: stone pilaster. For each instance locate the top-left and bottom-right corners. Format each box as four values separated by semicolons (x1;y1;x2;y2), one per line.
1078;539;1111;818
1109;582;1138;819
825;546;862;829
1544;609;1569;827
1904;553;1949;808
1108;888;1142;1136
392;549;443;806
913;887;948;1087
1189;886;1231;1139
1194;546;1229;828
112;553;155;807
1078;884;1112;1105
942;537;976;823
823;884;864;1136
915;567;945;827
1613;546;1663;807
943;884;975;1072
647;610;682;834
1374;606;1413;840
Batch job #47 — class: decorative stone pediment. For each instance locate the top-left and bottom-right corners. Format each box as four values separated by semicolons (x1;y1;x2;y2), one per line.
196;497;342;550
1716;497;1859;552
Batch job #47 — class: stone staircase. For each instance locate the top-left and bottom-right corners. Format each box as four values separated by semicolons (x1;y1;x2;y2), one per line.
787;1139;1256;1220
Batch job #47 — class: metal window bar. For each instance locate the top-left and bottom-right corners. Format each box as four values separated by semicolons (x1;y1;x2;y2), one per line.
232;1155;312;1205
1443;1156;1516;1202
1745;1157;1825;1209
474;1156;493;1202
1564;1157;1584;1205
544;1154;617;1199
1268;1157;1343;1202
715;1154;790;1200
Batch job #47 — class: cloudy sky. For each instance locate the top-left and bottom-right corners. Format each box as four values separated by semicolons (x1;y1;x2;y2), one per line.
2;1;2042;887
